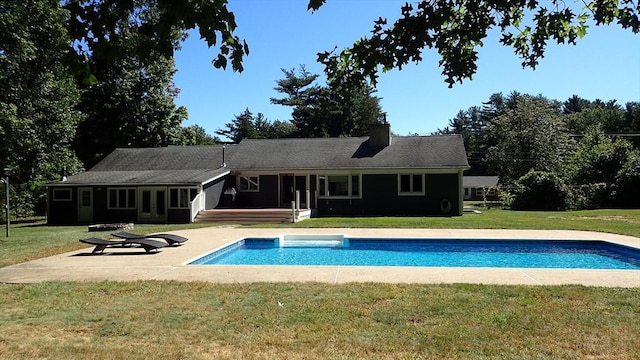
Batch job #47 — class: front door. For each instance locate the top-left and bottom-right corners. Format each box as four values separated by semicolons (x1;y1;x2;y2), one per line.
295;175;307;208
281;174;294;207
138;187;167;223
77;187;93;223
280;174;307;208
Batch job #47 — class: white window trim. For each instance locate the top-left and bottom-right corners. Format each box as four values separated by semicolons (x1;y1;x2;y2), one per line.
52;188;72;202
317;173;362;199
237;175;259;192
398;174;425;196
169;187;199;209
107;187;137;209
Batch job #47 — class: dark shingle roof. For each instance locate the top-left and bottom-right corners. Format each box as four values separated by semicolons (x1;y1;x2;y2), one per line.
50;135;469;186
463;176;499;187
54;168;229;186
89;146;231;171
228;135;469;170
51;146;231;186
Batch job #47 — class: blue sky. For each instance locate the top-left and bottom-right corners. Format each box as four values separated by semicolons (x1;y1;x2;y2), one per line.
173;1;640;139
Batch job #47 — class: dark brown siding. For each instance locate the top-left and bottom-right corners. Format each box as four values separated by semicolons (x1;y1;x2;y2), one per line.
204;178;225;209
93;187;137;223
426;174;460;215
47;187;78;224
316;173;461;216
233;175;279;208
168;209;190;223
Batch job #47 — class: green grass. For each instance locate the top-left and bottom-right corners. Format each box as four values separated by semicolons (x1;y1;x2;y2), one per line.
0;282;638;359
0;209;639;359
0;221;216;268
267;208;640;237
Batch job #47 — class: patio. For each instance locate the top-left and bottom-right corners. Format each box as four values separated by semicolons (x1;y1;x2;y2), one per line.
0;228;638;287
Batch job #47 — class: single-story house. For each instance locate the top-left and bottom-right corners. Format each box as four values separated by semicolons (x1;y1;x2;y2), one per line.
463;176;500;201
47;124;470;224
46;146;231;224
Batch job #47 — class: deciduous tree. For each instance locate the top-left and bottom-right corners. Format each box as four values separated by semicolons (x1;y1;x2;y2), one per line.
613;153;640;207
435;106;487;174
51;1;640;89
564;98;628;135
174;125;220;145
484;94;574;184
0;0;83;215
565;126;636;186
315;0;640;87
73;5;188;168
63;0;249;81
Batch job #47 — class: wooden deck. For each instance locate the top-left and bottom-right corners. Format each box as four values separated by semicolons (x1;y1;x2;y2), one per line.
194;208;311;224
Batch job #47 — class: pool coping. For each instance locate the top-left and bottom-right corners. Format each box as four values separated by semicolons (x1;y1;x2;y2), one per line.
1;228;639;287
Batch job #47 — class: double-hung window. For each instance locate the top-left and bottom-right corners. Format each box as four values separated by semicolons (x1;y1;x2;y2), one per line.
238;176;259;192
318;174;361;198
108;188;136;209
169;187;198;208
398;174;425;195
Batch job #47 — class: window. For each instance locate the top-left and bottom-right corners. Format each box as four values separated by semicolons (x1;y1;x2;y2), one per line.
329;175;349;196
108;188;136;209
318;174;361;198
351;175;360;196
238;176;259;192
398;174;425;195
80;190;91;206
169;187;199;208
52;188;72;201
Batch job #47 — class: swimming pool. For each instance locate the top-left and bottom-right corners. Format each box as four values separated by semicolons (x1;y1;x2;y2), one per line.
188;235;640;269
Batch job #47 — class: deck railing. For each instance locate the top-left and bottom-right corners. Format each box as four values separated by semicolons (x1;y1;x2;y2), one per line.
190;192;206;222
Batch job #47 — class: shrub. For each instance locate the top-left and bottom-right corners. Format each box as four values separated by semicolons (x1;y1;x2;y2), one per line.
511;171;568;211
498;188;515;209
612;154;640;207
566;183;610;210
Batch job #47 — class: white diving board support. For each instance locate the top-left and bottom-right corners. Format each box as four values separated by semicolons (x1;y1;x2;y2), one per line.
279;234;346;248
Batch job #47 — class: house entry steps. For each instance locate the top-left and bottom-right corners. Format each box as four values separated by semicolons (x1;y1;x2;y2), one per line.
195;208;311;224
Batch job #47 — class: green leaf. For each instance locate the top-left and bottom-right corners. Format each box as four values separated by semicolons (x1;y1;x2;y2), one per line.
213;55;227;70
307;0;327;11
83;74;98;86
577;25;589;38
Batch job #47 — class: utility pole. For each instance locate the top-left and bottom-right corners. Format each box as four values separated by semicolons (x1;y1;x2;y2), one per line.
3;167;10;238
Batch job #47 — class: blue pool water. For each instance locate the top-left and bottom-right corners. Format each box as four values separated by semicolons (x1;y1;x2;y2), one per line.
188;237;640;269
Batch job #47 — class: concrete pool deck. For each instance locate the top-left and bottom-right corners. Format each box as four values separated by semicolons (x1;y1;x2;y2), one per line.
1;228;639;287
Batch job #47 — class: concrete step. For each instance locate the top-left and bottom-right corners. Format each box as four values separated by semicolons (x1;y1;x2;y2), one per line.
194;209;308;224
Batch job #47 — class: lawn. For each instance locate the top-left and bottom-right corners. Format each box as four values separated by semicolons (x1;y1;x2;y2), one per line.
279;208;640;237
1;282;638;359
0;209;639;359
0;221;215;268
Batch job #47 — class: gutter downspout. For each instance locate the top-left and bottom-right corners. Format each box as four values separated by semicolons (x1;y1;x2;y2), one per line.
458;169;465;216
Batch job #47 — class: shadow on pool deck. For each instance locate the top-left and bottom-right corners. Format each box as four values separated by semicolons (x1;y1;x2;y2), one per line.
1;228;639;287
